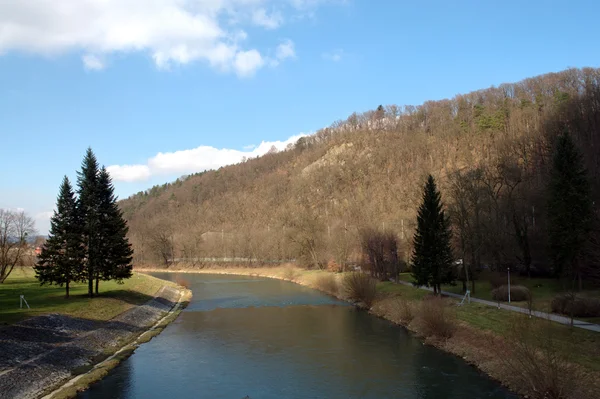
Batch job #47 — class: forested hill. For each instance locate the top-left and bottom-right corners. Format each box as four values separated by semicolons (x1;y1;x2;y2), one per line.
120;67;600;272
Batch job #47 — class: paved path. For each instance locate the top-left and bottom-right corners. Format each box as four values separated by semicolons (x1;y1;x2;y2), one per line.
396;281;600;333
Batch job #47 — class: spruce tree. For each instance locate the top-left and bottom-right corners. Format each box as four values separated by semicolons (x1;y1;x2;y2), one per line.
96;167;133;292
35;177;84;298
411;175;455;295
77;148;100;297
547;132;593;288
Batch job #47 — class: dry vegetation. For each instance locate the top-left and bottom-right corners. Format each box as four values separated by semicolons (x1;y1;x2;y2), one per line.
342;272;378;307
121;68;600;298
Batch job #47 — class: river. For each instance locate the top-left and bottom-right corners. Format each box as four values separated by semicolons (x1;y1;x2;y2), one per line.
78;273;515;398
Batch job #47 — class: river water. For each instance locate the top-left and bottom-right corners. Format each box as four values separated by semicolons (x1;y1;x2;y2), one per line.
79;273;514;399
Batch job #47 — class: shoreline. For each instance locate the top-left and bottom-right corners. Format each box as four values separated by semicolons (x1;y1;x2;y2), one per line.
42;286;191;399
0;282;191;399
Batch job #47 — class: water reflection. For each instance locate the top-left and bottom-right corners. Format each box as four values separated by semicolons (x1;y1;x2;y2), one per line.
79;273;515;399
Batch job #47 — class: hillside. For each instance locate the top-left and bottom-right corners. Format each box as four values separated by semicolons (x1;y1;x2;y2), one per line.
120;67;600;275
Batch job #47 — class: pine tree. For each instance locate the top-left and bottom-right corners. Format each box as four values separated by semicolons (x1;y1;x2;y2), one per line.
547;132;593;289
411;175;455;295
96;167;133;291
77;148;100;298
34;177;84;298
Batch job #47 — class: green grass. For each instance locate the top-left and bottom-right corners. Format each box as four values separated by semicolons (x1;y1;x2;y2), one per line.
399;271;600;317
390;272;600;370
0;267;172;325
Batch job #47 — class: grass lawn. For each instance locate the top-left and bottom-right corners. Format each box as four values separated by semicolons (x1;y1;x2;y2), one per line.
399;271;600;318
0;267;173;325
379;273;600;371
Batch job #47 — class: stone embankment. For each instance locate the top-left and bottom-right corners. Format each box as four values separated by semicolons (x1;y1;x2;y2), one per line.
0;285;184;399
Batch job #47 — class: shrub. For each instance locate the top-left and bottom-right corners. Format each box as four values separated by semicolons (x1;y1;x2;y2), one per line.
326;259;343;273
417;296;456;339
551;294;600;317
282;265;298;281
314;273;339;295
500;317;591;399
342;272;378;308
392;298;415;324
491;285;530;302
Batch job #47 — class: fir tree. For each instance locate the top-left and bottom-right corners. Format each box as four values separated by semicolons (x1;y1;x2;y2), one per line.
547;132;593;289
411;175;455;295
77;147;100;298
96;167;133;292
34;177;84;298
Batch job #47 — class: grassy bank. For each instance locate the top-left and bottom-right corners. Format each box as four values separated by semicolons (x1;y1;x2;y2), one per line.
0;267;174;325
137;264;600;398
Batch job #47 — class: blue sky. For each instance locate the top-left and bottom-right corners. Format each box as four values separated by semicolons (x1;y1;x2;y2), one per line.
1;0;599;234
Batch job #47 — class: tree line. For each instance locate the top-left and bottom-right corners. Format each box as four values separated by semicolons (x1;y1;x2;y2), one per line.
35;148;133;298
119;67;600;291
410;129;596;294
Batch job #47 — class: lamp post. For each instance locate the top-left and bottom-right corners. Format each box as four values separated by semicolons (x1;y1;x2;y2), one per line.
507;267;511;304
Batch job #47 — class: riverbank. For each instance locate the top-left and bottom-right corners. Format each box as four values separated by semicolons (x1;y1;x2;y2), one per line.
0;272;191;399
136;265;600;399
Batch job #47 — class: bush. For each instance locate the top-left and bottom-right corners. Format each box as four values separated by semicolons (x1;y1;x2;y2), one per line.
417;296;456;339
491;285;530;302
500;317;591;399
282;265;298;281
314;273;339;295
342;272;378;308
326;259;343;273
392;298;415;324
551;294;600;317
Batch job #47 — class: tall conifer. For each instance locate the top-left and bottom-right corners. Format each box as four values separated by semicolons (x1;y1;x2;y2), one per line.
411;175;455;295
35;177;84;298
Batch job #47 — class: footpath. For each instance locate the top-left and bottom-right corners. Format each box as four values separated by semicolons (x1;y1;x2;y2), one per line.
0;285;183;399
397;280;600;333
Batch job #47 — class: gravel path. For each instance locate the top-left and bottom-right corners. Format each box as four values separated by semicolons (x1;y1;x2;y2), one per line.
396;280;600;332
0;285;182;399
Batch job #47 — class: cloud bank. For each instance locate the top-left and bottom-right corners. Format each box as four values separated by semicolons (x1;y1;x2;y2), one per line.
0;0;337;76
107;133;307;182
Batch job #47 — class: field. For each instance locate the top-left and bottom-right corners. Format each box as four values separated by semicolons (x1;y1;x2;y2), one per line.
0;267;172;325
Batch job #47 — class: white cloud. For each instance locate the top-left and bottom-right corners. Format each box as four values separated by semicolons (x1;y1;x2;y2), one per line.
0;0;336;76
107;133;308;182
82;54;104;70
269;39;296;67
322;49;344;62
234;49;264;77
251;8;283;29
276;39;296;60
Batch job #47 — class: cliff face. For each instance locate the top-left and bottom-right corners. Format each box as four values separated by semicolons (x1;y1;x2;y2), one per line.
121;67;600;271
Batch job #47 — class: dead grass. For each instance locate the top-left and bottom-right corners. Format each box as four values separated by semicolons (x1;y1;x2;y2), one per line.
314;273;339;295
416;296;456;339
342;272;377;308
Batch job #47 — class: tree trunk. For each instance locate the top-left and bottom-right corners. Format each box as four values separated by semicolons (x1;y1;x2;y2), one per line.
95;277;99;295
66;280;70;299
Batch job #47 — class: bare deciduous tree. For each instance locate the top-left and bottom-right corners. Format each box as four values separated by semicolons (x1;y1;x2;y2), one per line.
0;209;36;282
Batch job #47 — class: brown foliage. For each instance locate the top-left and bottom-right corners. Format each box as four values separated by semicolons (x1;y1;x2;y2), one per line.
551;294;600;317
314;273;339;295
416;296;456;339
342;272;377;308
500;317;593;399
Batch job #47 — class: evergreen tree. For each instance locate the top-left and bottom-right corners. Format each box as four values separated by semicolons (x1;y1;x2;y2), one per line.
96;167;133;292
411;175;455;295
34;177;84;298
547;132;593;288
77;147;100;298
